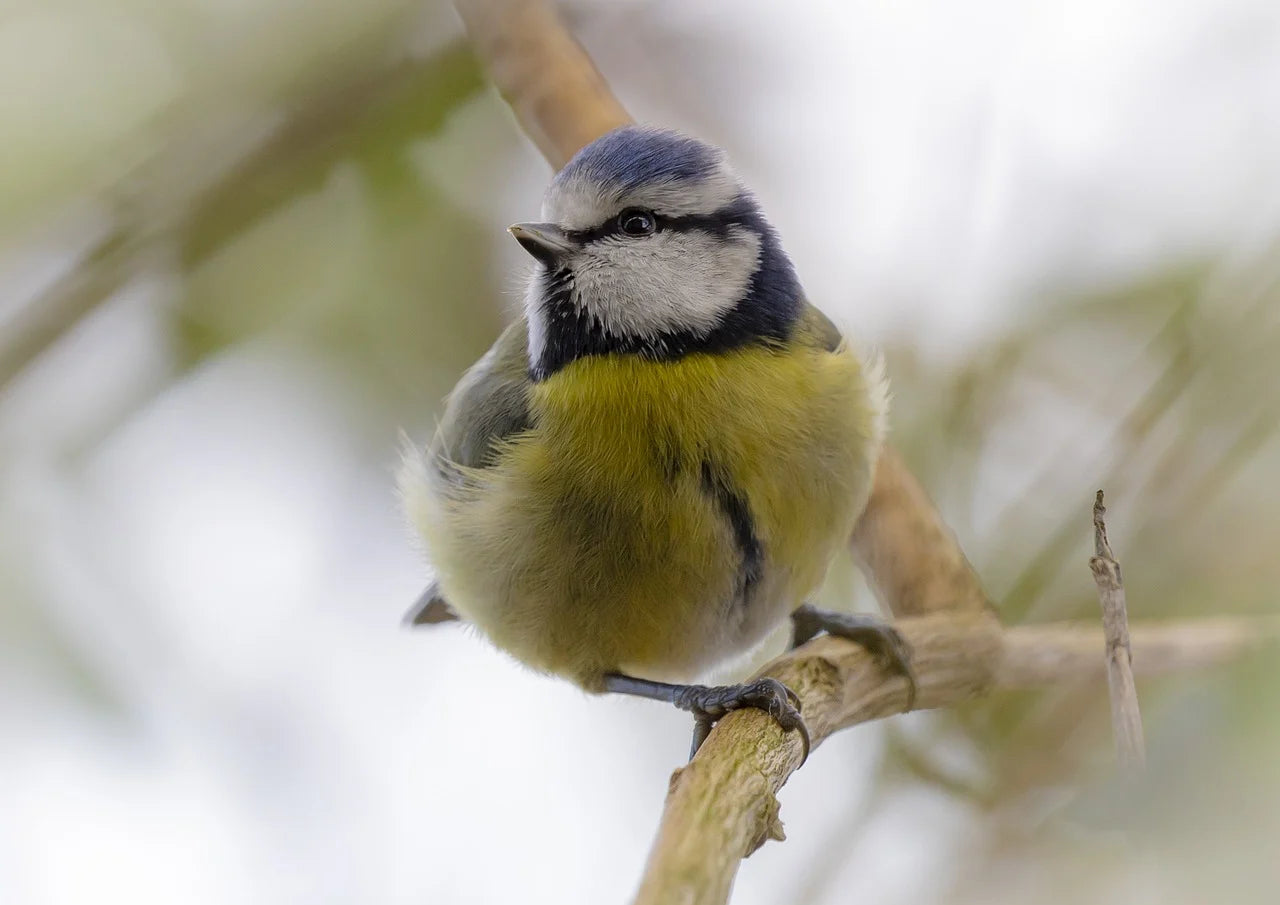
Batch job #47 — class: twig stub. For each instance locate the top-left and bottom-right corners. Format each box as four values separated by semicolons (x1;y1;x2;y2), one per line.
1090;490;1147;768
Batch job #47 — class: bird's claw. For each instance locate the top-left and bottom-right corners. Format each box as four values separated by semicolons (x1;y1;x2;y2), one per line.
790;605;918;711
674;677;811;765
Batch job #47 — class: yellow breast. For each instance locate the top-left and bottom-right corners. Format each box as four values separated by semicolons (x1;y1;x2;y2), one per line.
424;342;885;688
528;344;881;573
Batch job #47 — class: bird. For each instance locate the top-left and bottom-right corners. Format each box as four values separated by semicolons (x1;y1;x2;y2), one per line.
400;125;914;761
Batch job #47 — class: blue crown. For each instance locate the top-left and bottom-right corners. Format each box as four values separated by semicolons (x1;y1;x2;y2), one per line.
554;126;721;192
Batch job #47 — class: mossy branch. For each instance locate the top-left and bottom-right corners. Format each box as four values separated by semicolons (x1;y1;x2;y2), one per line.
635;615;1278;905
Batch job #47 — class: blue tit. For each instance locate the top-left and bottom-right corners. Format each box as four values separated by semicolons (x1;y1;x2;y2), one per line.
401;126;914;759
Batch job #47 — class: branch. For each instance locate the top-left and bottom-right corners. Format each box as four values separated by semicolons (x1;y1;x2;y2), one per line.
454;0;630;169
851;445;991;616
634;615;1280;904
1090;491;1146;767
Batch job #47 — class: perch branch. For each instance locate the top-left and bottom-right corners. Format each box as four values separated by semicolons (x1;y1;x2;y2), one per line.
634;615;1280;904
1090;491;1145;767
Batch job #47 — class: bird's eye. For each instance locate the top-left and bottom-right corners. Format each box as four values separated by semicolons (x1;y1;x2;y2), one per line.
617;209;657;237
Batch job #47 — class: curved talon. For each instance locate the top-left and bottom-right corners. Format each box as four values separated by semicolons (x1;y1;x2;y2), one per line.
689;718;714;761
878;627;917;711
779;683;802;713
790;605;918;712
852;624;917;711
781;711;811;766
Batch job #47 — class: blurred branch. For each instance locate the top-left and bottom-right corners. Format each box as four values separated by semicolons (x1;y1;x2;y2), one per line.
852;445;992;617
885;725;997;806
0;229;134;387
180;45;482;268
637;614;1279;905
0;41;482;389
1090;491;1145;768
998;298;1197;622
454;0;630;168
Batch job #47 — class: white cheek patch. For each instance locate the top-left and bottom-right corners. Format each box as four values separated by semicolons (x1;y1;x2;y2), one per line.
523;269;550;365
546;180;619;231
571;228;761;339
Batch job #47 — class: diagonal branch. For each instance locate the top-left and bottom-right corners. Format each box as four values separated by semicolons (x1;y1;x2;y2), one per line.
852;445;991;616
454;0;630;169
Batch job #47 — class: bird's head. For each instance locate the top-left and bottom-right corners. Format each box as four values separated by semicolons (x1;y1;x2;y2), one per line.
511;126;802;379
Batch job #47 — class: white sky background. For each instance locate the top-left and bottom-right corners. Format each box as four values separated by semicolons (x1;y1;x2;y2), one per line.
1;1;1279;903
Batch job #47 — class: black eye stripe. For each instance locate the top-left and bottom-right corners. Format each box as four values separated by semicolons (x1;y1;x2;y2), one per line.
565;194;759;246
565;216;655;245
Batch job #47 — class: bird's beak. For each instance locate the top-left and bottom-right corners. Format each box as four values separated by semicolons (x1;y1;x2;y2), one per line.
508;222;577;265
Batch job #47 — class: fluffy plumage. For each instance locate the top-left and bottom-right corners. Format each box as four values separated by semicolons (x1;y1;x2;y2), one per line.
400;126;887;691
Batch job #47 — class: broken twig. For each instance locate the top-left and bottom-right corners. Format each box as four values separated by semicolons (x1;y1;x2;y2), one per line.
1090;490;1146;768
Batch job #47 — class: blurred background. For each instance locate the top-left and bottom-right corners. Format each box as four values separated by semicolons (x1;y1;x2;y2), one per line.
2;1;1278;903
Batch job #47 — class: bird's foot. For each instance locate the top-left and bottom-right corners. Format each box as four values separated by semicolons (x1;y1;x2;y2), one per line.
674;678;809;763
602;673;809;764
790;604;917;711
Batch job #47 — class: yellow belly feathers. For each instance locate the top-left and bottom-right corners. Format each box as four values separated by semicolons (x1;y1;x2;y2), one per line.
421;342;883;690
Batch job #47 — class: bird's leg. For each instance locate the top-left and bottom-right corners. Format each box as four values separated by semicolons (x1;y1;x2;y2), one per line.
790;604;917;710
602;673;810;764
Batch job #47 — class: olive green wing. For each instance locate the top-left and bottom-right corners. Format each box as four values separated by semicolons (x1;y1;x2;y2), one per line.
429;318;534;472
405;318;533;626
797;299;889;461
798;300;845;353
